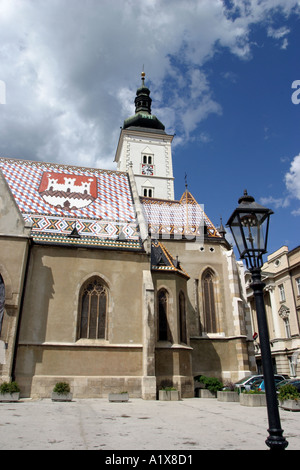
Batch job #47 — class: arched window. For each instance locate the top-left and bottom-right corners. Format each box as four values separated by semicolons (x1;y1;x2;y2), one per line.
78;277;108;339
179;291;187;344
202;269;217;333
158;289;172;342
0;275;4;336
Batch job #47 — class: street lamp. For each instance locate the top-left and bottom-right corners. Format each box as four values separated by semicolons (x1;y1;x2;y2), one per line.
227;190;288;451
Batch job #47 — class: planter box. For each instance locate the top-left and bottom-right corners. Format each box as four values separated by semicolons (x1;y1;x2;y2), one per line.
240;393;266;407
159;390;180;401
51;392;73;402
279;399;300;412
0;392;20;402
108;393;129;402
199;389;216;398
217;391;239;402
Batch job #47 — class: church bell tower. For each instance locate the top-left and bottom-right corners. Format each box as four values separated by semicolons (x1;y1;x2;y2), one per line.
115;72;175;200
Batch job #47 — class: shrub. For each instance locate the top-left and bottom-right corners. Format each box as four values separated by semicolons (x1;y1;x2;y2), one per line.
278;384;300;402
53;382;70;395
0;381;20;394
196;375;223;393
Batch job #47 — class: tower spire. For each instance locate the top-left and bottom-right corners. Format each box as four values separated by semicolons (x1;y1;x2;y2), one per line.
135;69;152;115
122;71;165;131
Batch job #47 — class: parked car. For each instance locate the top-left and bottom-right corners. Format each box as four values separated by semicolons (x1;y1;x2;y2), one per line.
276;379;300;393
250;376;286;392
234;374;287;392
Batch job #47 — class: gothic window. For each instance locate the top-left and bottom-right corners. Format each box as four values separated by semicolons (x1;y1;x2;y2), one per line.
179;291;187;344
78;277;108;339
202;268;217;333
0;275;4;336
158;289;172;342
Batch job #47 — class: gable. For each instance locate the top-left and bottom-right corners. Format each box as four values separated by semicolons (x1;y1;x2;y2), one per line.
0;170;31;237
140;191;222;240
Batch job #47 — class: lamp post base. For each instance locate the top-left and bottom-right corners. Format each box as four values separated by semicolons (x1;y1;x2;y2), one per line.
266;428;289;451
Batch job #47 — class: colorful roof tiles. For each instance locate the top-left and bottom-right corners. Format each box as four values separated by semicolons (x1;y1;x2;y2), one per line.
141;191;221;240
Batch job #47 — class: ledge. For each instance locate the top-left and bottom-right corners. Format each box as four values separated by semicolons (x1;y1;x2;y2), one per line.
18;341;143;349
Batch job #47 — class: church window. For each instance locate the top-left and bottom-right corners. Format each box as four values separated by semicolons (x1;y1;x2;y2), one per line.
0;275;4;336
142;154;153;165
179;291;187;344
202;268;217;333
78;277;107;339
158;289;172;342
143;188;153;197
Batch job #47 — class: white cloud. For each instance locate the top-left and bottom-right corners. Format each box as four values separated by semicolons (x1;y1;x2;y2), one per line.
285;154;300;201
260;196;290;209
0;0;299;168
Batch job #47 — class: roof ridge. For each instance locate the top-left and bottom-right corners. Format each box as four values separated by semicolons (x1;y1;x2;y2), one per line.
0;156;127;176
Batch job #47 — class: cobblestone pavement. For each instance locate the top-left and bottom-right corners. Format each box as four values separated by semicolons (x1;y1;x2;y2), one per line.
0;397;299;452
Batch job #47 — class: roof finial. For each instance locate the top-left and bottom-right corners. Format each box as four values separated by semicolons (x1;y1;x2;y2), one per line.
141;66;145;86
184;172;188;191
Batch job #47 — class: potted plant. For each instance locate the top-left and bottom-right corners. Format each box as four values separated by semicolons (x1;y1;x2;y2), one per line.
159;387;180;401
278;384;300;412
0;381;20;402
196;375;223;398
240;389;266;407
108;391;129;402
51;382;73;402
217;381;239;402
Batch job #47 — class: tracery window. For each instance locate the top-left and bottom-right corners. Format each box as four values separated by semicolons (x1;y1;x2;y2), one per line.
158;289;172;342
202;268;217;333
78;277;108;339
179;291;187;344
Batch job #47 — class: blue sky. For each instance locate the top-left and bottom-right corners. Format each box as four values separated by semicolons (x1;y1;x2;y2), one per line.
0;0;299;258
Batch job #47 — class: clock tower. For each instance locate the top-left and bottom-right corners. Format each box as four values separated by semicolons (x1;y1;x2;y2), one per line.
115;72;175;200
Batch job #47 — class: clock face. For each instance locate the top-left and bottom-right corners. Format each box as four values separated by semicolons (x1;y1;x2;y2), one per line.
142;164;154;175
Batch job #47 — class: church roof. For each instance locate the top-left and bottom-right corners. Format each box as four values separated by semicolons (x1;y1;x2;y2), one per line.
0;157;142;250
141;190;222;240
151;239;190;279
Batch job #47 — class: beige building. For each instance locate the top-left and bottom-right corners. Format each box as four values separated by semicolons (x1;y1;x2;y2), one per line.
0;74;256;399
245;245;300;377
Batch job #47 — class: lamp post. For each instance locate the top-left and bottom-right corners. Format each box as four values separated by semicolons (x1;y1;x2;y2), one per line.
227;190;288;451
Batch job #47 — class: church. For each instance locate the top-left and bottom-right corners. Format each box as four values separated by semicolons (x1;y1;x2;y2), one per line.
0;72;256;399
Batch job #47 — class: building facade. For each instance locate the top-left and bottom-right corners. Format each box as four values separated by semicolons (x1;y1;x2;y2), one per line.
0;73;256;399
246;245;300;377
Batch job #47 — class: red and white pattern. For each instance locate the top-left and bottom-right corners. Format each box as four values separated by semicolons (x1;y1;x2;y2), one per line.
0;158;139;242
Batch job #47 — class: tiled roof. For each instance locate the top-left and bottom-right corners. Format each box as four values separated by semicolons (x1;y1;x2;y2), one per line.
0;158;142;249
141;191;221;240
151;239;190;279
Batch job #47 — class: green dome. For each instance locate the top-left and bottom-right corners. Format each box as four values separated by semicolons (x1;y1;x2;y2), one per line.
123;72;165;131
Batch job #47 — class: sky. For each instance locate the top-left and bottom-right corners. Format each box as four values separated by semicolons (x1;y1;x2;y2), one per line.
0;0;299;258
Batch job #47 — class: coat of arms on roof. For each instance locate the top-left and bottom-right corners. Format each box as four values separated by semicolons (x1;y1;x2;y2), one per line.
38;171;97;211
